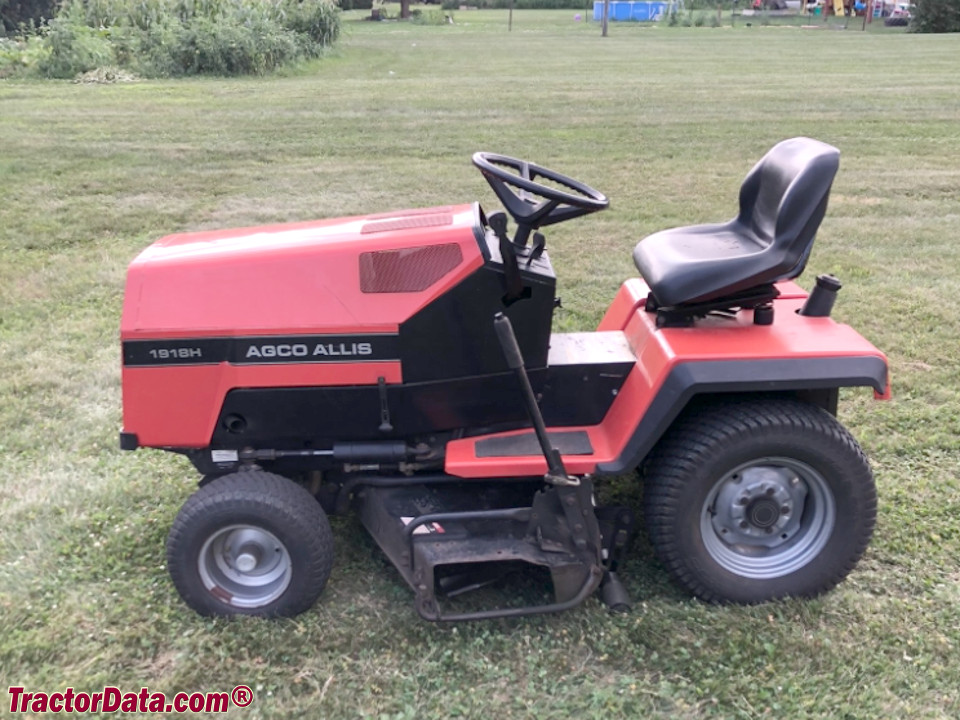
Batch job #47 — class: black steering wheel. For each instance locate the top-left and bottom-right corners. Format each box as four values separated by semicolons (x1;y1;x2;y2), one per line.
472;152;608;247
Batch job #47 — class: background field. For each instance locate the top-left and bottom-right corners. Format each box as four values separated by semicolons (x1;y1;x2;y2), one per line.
2;11;959;719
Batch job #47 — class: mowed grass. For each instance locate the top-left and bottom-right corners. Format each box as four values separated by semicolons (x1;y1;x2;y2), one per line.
2;11;960;718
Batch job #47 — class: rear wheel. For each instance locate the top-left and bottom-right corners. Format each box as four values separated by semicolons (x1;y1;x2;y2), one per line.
643;398;876;603
167;470;334;617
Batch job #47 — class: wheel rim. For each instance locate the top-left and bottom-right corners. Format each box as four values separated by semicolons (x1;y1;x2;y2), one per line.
197;524;292;609
701;457;836;580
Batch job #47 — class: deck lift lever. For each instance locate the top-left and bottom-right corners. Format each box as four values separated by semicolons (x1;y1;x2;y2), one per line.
493;313;631;611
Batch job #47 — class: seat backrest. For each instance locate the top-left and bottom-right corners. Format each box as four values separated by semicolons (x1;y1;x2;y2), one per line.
737;137;840;280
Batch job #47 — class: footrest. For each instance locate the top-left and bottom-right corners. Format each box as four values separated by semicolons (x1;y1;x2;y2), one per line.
476;430;593;458
444;425;616;478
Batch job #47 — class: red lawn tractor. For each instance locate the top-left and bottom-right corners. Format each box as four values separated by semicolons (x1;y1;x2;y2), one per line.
120;138;888;620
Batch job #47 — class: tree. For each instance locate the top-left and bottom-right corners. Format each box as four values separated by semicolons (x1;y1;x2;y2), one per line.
1;0;58;32
911;0;960;31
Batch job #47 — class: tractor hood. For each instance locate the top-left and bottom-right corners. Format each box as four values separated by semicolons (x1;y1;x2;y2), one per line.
121;203;486;339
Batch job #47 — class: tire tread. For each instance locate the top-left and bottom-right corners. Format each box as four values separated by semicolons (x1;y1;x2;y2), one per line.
643;398;876;603
166;470;334;617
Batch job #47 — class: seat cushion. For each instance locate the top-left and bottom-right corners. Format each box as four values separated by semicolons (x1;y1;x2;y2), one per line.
632;221;771;307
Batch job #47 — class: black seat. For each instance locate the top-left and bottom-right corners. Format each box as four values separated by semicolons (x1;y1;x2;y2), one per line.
633;137;840;308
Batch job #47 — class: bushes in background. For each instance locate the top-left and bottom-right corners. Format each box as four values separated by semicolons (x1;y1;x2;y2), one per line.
1;0;59;32
1;0;340;77
410;6;451;22
36;3;113;77
911;0;960;32
440;0;587;9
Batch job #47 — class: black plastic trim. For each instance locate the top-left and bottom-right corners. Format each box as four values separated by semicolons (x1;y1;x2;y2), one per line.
398;264;556;383
472;202;491;261
123;334;400;367
595;355;888;475
119;432;139;451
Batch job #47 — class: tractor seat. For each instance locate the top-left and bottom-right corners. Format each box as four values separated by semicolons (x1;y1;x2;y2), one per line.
633;137;840;308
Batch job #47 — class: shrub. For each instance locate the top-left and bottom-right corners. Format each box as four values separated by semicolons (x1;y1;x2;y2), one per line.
108;18;181;75
411;7;450;22
1;0;58;32
441;0;587;8
369;1;396;18
281;0;341;48
171;15;298;75
911;0;960;32
0;33;48;76
0;36;20;75
37;4;114;78
31;0;341;77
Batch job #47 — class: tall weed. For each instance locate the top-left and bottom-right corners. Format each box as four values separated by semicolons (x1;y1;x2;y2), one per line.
280;0;341;48
173;15;300;75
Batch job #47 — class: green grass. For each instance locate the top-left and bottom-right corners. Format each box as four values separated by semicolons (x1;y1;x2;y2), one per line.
2;10;960;719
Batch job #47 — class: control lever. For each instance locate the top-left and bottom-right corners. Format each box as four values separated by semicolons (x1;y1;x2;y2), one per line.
526;232;546;267
493;313;575;486
487;210;510;244
493;313;612;610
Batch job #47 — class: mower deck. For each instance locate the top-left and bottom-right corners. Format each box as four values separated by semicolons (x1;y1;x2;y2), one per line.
355;479;617;620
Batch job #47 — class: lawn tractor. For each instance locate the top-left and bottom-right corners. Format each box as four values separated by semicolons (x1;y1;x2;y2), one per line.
120;138;889;620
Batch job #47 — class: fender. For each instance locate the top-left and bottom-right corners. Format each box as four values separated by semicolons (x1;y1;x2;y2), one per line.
595;355;888;475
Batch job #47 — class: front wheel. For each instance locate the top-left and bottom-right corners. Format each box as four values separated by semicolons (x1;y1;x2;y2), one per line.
643;398;876;603
167;470;334;617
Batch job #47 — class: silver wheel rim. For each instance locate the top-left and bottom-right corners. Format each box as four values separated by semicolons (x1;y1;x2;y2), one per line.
701;457;836;579
197;524;292;608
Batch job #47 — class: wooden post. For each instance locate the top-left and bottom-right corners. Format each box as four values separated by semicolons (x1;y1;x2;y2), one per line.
509;0;514;30
602;0;610;35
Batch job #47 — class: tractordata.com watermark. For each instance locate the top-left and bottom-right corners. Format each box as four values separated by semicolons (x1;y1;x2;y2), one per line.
7;685;253;714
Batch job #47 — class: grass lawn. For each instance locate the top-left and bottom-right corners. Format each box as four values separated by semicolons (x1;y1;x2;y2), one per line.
2;10;959;718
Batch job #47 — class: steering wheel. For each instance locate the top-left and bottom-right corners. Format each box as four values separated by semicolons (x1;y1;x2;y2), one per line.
472;152;608;246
